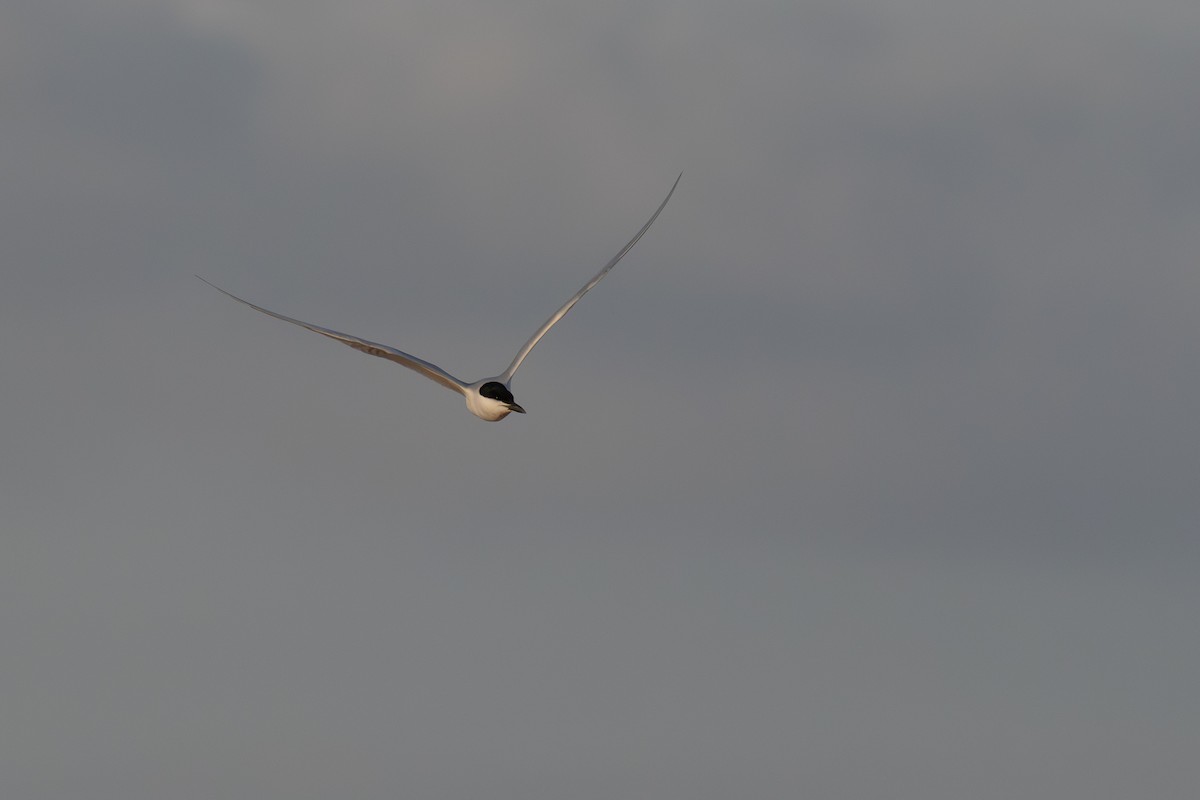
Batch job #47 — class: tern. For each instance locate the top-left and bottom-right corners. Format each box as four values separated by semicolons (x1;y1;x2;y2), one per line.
201;173;680;421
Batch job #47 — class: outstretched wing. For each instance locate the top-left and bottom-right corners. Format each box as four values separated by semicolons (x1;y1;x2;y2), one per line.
499;173;681;384
198;277;468;396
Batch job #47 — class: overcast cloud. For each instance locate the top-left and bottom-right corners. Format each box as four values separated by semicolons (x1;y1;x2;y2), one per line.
2;1;1198;797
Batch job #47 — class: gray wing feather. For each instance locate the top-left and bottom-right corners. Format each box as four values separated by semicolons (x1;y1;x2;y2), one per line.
198;277;468;396
500;173;681;383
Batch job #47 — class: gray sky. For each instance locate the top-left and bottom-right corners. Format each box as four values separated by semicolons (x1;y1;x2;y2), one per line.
3;0;1199;797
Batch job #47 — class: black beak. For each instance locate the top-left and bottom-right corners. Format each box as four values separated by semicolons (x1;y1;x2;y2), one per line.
507;403;526;414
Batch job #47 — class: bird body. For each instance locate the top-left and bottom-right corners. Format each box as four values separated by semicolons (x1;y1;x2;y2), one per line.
201;173;680;420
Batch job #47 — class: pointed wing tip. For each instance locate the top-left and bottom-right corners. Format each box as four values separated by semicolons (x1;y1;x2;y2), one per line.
196;276;245;306
662;172;683;205
196;275;227;294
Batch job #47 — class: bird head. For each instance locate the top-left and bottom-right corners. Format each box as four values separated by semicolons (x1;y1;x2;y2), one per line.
478;381;526;415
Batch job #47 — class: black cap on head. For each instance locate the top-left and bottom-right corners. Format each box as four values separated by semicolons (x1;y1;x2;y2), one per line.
479;381;516;404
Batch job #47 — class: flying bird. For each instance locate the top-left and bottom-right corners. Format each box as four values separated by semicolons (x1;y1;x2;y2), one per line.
200;173;680;421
